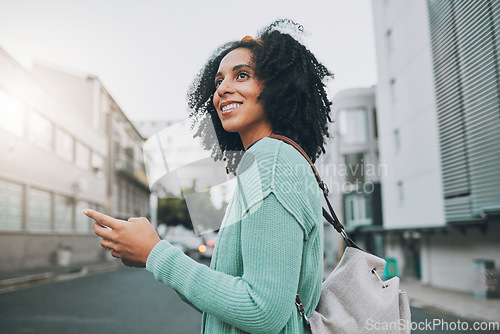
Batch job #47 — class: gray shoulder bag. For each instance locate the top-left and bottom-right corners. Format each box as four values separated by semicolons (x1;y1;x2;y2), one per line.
270;134;412;334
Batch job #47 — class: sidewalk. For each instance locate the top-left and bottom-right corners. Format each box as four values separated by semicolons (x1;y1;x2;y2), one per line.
0;260;122;294
400;279;500;323
323;263;499;324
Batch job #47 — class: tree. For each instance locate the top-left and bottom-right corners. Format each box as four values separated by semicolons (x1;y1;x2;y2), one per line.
156;182;227;233
157;196;193;230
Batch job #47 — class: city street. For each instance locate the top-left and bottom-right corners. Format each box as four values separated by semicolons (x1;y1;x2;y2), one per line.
0;2;499;334
409;306;497;334
1;265;498;334
0;267;201;334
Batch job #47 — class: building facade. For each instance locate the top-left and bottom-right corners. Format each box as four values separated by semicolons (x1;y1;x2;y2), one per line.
372;0;500;292
0;47;149;271
32;64;151;221
317;87;383;267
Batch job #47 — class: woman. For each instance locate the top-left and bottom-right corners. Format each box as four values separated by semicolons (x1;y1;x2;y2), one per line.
84;19;333;333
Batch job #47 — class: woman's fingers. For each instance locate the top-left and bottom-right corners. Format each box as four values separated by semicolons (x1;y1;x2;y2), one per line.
84;209;160;264
93;222;114;239
83;208;122;230
85;208;125;239
100;238;114;249
100;238;121;258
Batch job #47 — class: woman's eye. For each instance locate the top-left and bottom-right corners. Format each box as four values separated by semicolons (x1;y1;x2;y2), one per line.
237;72;249;80
215;79;222;87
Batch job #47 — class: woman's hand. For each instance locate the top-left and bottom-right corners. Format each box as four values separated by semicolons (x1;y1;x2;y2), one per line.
83;209;161;267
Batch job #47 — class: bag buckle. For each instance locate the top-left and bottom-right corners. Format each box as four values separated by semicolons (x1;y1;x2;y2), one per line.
321;181;329;196
371;268;389;289
295;295;310;327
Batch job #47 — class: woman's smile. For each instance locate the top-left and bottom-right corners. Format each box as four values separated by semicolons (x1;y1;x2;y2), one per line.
220;101;242;115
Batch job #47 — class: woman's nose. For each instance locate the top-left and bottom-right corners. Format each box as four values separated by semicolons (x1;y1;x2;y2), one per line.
216;79;235;96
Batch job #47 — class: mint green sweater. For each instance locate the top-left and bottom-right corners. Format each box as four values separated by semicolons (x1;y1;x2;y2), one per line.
146;137;323;333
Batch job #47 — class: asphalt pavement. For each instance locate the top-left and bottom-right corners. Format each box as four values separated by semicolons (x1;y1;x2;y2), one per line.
0;264;201;334
399;279;500;324
1;260;499;333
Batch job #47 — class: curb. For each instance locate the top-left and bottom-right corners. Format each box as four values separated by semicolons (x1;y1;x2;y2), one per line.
407;297;498;324
0;272;55;288
0;261;122;293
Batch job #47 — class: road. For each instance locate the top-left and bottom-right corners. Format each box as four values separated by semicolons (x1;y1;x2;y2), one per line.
410;305;498;334
0;266;498;334
0;267;201;334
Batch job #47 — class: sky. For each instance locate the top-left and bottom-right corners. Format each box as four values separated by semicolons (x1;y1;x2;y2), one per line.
0;0;377;122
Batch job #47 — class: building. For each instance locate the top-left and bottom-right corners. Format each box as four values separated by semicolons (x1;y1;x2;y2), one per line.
0;47;150;270
330;87;382;247
372;0;500;292
32;64;151;221
317;87;383;267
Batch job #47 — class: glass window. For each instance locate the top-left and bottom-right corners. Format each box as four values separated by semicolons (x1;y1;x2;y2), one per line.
91;152;105;176
55;128;74;162
29;112;53;151
75;142;90;170
125;183;131;213
55;194;73;232
338;108;369;144
397;181;404;206
365;194;373;220
117;182;123;213
28;188;52;231
75;200;92;232
390;78;397;102
344;195;372;227
0;179;24;230
0;90;24;137
386;29;392;53
394;129;401;153
112;182;119;212
125;184;131;213
344;153;365;184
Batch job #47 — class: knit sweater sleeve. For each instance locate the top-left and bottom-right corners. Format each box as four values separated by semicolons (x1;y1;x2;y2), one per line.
146;192;303;334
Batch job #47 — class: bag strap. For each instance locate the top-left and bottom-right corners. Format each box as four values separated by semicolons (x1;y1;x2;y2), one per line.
269;134;363;328
269;134;360;249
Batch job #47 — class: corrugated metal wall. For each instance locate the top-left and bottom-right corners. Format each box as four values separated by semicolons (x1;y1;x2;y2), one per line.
427;0;500;221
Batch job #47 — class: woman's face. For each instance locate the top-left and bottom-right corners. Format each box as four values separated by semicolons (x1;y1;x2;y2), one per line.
213;48;272;148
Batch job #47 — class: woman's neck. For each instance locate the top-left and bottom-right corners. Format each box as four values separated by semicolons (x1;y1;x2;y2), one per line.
240;127;273;150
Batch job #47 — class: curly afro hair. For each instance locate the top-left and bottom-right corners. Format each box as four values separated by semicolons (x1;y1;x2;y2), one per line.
188;19;333;173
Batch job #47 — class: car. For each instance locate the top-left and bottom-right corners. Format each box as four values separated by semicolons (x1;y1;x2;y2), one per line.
170;241;188;253
164;226;205;257
198;233;217;259
163;226;218;260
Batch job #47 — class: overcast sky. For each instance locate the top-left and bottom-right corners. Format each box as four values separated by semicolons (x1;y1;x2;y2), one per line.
0;0;377;122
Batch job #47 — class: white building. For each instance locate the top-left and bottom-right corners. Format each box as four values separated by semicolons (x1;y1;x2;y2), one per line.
32;64;151;221
0;47;150;270
372;0;500;292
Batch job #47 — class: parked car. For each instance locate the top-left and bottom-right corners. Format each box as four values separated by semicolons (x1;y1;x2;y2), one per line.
198;233;217;259
164;225;209;259
170;241;188;253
